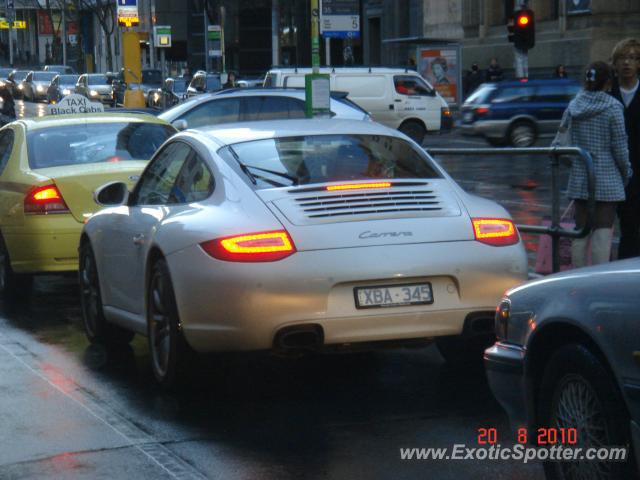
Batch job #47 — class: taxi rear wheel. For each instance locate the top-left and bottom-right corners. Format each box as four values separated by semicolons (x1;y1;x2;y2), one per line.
147;258;192;389
0;235;33;301
79;241;134;346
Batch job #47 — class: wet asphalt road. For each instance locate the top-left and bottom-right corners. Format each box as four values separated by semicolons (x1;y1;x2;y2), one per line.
0;101;550;479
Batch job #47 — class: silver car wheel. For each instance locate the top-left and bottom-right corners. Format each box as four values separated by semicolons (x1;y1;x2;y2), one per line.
149;269;172;379
552;374;611;480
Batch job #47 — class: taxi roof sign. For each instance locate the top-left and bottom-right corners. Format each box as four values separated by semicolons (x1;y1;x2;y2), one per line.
47;94;104;115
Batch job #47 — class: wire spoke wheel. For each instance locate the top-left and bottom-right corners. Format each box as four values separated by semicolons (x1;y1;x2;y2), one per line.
552;374;612;479
80;251;100;337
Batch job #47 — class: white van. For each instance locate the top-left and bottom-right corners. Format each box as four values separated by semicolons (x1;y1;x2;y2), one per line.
264;67;452;143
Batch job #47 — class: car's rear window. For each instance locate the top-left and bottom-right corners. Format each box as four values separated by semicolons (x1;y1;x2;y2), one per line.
88;75;108;85
464;84;494;104
33;72;56;81
59;74;79;84
27;122;175;169
219;134;442;189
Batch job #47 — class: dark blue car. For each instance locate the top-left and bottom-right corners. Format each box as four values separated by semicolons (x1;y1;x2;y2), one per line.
460;78;581;147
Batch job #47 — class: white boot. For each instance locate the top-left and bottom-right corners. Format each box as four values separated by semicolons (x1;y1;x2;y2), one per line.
590;228;612;265
571;236;589;268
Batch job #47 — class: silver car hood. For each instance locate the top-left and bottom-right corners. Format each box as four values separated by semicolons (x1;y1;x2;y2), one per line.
256;180;474;250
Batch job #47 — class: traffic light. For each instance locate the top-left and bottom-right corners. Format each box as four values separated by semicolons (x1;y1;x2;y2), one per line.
514;7;535;51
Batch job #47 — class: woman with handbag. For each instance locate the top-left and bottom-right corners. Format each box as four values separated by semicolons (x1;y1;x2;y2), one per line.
560;61;632;267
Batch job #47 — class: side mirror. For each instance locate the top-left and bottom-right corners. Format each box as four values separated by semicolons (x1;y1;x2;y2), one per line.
94;181;129;206
172;119;188;131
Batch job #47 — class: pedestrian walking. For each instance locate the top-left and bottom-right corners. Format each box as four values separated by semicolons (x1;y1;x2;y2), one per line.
464;63;484;98
0;84;15;126
609;38;640;259
561;62;631;267
485;57;504;82
554;64;568;78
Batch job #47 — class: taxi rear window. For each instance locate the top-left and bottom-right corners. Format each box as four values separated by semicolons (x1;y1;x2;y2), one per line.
27;122;175;169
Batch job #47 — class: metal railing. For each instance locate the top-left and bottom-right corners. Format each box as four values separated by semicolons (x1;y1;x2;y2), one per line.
424;146;595;274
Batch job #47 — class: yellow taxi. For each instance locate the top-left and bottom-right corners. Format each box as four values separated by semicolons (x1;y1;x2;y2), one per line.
0;113;176;295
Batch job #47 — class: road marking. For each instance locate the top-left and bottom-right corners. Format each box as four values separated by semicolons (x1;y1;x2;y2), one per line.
0;334;207;480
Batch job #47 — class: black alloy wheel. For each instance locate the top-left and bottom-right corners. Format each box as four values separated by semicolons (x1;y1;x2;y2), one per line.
79;241;134;346
538;343;636;480
147;258;191;389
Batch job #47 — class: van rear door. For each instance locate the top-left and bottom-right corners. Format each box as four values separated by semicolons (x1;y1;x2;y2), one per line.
392;75;441;132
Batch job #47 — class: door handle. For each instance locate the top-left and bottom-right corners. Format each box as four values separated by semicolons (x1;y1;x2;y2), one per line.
394;99;402;102
132;234;145;246
389;104;394;110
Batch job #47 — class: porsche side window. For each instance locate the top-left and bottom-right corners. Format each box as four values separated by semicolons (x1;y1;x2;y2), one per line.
0;129;15;176
134;142;192;206
169;154;214;204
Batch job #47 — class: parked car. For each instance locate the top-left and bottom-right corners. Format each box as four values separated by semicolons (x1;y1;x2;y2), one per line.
485;258;640;479
147;77;188;109
7;70;30;99
80;118;528;387
158;88;370;130
43;65;75;74
21;71;57;102
186;71;222;97
0;113;176;297
75;73;115;105
264;67;452;143
47;74;80;103
0;68;14;83
460;78;581;147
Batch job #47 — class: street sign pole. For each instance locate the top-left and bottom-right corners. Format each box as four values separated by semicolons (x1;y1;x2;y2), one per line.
62;4;67;66
6;0;14;66
311;0;320;73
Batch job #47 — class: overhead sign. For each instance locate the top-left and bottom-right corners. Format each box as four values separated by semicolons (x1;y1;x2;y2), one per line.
47;94;104;115
117;0;139;27
154;25;171;48
320;0;360;38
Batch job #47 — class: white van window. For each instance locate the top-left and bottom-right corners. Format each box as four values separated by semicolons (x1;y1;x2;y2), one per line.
394;75;433;96
283;75;305;88
334;75;386;97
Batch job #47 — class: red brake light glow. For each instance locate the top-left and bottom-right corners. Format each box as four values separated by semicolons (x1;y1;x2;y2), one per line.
326;182;391;191
201;230;296;262
475;107;490;114
472;218;519;246
24;185;70;214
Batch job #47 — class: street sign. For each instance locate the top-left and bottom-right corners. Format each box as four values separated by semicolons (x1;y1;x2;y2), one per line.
0;18;25;29
117;0;139;27
320;0;360;39
208;25;222;57
154;25;171;48
47;94;104;115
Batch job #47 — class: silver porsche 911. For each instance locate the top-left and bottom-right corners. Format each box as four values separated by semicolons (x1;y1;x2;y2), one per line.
80;119;528;387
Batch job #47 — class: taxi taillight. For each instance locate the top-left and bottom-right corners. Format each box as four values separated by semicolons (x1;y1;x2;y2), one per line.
200;230;296;262
472;218;519;246
24;185;70;215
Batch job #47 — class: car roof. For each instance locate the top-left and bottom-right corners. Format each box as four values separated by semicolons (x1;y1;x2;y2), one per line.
18;113;172;131
192;119;396;146
492;78;581;88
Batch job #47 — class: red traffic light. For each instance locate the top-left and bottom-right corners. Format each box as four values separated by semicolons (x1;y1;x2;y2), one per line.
517;14;530;26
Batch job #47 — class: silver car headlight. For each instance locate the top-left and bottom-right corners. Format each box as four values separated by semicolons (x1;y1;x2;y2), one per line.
90;90;99;97
62;88;71;95
495;297;511;341
36;85;44;92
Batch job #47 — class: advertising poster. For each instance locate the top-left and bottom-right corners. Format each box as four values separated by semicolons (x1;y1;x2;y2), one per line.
418;47;459;106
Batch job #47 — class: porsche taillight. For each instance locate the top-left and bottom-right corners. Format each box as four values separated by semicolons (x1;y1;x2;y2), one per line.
472;218;519;246
200;230;296;262
24;185;70;215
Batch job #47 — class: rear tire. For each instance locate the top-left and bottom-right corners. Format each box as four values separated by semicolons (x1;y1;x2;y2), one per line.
509;121;536;147
79;241;134;346
538;344;636;480
0;234;33;302
399;120;427;145
147;258;192;389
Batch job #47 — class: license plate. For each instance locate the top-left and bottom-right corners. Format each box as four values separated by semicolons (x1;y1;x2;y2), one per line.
354;283;433;309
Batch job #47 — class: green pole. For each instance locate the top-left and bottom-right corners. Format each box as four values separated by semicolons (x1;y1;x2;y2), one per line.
311;0;320;73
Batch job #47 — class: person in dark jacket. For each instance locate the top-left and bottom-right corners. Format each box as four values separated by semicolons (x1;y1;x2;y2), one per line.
464;63;484;98
0;84;15;125
562;61;631;267
554;64;568;78
223;71;237;89
485;57;504;82
610;38;640;259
